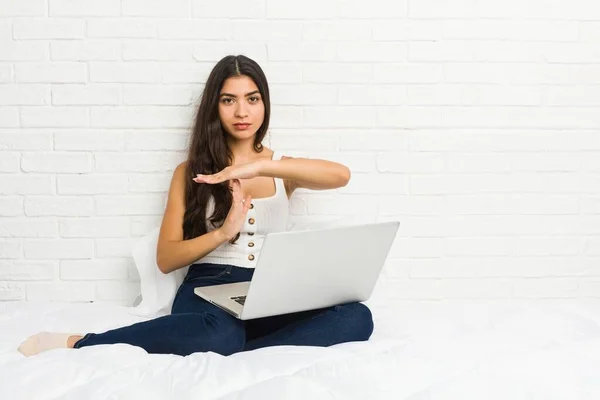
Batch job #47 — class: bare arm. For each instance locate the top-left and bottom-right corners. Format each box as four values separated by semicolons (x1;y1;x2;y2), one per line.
156;162;228;274
260;157;350;190
157;229;229;274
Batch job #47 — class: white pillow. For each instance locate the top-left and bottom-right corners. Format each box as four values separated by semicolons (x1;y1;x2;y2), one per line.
127;214;376;317
127;227;190;317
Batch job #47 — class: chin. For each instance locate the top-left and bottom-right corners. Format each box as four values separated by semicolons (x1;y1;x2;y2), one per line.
233;130;256;139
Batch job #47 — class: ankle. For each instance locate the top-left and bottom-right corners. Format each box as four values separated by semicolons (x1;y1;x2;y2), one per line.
67;335;84;349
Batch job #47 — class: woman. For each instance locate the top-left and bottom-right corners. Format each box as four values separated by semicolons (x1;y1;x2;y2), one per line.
18;55;374;357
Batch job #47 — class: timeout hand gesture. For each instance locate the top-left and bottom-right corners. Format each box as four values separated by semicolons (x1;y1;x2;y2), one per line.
192;161;262;185
217;179;252;241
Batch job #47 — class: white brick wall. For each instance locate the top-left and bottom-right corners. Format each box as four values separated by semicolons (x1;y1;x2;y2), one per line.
1;0;600;305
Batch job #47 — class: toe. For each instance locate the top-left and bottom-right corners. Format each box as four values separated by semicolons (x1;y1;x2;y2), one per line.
17;335;39;357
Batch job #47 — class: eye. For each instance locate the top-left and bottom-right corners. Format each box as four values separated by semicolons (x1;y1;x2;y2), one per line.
221;97;233;104
249;96;260;103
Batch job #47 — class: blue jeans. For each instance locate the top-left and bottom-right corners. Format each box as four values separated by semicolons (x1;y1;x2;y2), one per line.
74;263;374;356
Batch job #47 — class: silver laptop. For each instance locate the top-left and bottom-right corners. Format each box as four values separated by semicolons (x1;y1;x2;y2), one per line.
194;220;400;320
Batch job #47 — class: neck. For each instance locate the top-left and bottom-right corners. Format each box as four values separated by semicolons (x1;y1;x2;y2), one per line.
227;136;262;165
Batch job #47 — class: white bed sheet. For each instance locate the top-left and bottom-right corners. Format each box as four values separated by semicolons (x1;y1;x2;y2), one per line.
2;298;600;400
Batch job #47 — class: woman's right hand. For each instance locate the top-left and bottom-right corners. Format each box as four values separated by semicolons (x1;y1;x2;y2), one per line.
218;179;252;241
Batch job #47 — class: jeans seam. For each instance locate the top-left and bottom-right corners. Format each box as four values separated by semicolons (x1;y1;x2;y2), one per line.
185;265;232;282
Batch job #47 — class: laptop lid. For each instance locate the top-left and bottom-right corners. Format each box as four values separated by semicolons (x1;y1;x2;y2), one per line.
239;220;400;320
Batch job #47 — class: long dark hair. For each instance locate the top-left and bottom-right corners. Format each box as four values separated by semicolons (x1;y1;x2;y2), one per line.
182;55;271;245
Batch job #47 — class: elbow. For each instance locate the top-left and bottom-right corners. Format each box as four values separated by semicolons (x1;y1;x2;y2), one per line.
340;167;351;187
155;251;170;275
158;262;170;275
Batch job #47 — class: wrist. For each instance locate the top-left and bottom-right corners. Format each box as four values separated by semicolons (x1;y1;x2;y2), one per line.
214;228;230;243
257;159;272;177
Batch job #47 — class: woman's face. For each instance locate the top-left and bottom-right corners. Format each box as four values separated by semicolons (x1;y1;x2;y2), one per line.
218;75;265;141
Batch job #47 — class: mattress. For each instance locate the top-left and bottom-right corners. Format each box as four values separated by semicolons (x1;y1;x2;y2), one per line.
2;298;600;399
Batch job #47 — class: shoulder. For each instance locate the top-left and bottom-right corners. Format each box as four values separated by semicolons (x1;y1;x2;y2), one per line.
170;161;189;188
174;161;188;175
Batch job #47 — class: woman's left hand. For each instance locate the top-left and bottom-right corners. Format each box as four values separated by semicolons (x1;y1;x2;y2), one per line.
193;161;263;184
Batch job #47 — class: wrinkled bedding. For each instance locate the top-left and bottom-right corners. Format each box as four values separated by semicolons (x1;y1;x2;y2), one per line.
2;298;600;399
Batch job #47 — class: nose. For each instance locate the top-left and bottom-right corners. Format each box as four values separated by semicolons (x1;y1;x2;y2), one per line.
234;102;248;118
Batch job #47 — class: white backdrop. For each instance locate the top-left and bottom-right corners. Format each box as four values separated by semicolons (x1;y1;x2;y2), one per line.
0;0;599;304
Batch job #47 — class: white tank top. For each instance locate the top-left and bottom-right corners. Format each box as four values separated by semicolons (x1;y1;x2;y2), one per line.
197;150;290;269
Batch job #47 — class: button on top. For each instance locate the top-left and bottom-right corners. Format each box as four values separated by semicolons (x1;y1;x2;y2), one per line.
248;218;255;224
249;203;254;209
248;254;255;261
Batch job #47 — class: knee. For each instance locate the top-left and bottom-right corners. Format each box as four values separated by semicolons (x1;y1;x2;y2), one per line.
188;313;246;356
211;330;245;356
335;302;374;342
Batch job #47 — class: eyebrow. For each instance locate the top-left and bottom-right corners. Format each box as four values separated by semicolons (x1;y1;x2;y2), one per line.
219;90;260;98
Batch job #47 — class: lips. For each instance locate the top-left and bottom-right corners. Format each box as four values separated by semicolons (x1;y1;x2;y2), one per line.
233;123;251;130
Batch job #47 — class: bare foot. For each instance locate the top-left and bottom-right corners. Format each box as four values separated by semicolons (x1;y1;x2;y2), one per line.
18;332;82;356
67;335;84;348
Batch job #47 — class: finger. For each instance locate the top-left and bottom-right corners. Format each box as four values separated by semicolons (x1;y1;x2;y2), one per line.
232;180;243;202
232;179;241;194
